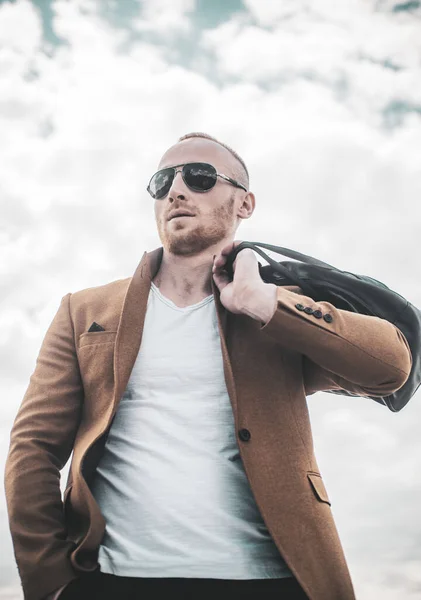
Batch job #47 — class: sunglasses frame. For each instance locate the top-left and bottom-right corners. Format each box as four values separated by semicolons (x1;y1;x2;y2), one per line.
147;162;248;199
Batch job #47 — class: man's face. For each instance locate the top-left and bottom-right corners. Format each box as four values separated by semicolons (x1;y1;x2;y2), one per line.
153;138;246;257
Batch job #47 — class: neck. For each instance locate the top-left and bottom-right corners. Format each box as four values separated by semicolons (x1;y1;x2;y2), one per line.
152;247;221;304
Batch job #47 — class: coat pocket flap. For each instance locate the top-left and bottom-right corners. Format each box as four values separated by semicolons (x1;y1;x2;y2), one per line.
307;472;331;505
78;331;117;349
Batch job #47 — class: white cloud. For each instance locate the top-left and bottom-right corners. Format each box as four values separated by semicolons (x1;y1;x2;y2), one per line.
0;0;42;58
201;2;421;127
0;1;420;598
133;0;196;35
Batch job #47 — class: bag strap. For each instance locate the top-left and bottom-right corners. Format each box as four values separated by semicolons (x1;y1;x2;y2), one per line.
233;241;337;269
225;241;336;297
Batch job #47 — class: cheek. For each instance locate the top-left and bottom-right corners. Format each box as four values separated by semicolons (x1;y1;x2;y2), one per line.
154;205;163;220
207;189;227;209
212;196;235;218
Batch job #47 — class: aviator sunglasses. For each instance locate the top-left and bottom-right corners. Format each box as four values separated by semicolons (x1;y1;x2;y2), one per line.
147;162;248;199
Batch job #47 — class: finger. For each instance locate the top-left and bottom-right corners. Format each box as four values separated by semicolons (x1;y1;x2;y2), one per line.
213;262;230;278
232;247;254;269
212;269;230;291
215;240;242;269
214;256;228;270
220;240;242;256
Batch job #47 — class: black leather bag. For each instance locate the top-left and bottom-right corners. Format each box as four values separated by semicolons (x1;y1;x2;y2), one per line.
225;241;420;412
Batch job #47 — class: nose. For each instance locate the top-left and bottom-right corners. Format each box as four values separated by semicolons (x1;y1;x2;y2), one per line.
167;169;188;201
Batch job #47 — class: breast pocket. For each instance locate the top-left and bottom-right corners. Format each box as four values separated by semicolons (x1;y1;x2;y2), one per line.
78;331;118;349
77;331;117;415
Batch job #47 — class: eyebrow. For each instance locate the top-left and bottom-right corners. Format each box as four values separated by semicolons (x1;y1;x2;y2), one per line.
158;162;203;170
159;163;187;170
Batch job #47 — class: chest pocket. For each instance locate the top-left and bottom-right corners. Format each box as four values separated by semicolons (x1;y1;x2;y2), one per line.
78;330;118;349
77;331;117;414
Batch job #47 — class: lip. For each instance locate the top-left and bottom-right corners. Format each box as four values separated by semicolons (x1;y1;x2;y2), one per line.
168;211;195;220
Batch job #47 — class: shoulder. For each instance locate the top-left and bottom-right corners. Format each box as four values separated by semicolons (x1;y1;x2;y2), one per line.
65;276;133;336
70;276;132;307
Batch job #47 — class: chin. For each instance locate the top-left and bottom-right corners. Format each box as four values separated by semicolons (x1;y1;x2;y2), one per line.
163;235;215;256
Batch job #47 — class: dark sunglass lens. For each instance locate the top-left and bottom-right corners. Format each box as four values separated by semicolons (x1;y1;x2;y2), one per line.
149;168;174;199
184;163;217;191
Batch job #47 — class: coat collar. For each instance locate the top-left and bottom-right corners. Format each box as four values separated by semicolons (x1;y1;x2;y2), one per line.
110;247;237;420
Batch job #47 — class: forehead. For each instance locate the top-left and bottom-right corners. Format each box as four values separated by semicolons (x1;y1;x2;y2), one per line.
158;138;236;174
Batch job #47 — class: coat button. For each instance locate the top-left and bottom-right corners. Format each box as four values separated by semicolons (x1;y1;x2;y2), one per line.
295;303;305;311
313;310;323;319
323;313;333;323
304;306;314;314
239;428;251;442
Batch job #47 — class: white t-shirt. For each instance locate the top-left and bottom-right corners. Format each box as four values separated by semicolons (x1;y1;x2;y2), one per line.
90;282;293;579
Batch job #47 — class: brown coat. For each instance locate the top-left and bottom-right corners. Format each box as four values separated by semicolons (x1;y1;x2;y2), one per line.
4;247;412;600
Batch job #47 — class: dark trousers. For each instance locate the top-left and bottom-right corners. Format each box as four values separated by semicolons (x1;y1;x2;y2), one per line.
60;569;310;599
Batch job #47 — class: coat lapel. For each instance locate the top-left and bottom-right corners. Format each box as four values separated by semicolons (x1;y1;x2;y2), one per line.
110;247;239;421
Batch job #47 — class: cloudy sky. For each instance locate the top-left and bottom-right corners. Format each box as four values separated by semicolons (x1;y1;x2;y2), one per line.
1;0;420;598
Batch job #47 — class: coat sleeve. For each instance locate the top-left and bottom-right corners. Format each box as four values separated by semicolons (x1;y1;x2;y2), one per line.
259;285;413;398
4;293;81;600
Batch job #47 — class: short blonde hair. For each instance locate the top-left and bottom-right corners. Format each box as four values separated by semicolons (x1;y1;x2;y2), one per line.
177;131;249;189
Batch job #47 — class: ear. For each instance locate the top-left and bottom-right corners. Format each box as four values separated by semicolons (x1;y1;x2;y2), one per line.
238;190;255;219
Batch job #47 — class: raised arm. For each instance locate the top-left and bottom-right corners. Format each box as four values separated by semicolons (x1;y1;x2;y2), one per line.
255;285;412;397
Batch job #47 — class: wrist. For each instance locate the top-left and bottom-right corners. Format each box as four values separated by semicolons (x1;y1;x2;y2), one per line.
241;283;278;325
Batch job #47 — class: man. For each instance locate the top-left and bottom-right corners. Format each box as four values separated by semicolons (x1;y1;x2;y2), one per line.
5;132;412;600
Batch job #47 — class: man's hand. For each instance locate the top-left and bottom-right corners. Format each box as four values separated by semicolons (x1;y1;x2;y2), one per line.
212;240;278;325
